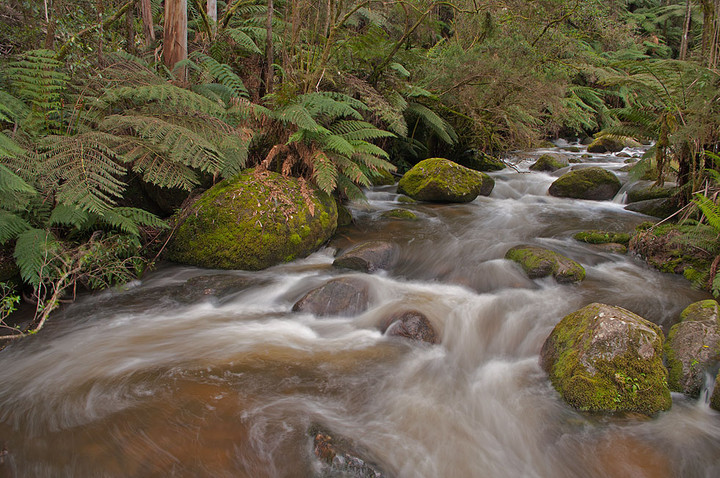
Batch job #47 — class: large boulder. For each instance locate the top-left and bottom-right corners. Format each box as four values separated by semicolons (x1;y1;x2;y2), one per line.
333;241;398;273
587;136;641;153
292;277;370;317
626;183;677;203
380;310;439;344
548;167;621;200
397;158;494;202
540;303;672;415
665;300;720;397
505;245;585;283
624;198;678;219
167;169;337;270
529;154;568;172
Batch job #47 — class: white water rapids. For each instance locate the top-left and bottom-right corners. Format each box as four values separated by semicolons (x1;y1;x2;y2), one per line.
0;143;718;477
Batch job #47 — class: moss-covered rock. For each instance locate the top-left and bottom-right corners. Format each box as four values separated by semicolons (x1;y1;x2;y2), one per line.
397;158;494;202
380;208;417;220
562;146;581;153
536;140;557;148
630;223;720;282
626;184;677;203
712;372;720;411
166;169;337;270
529;154;568;172
540;303;672;415
505;245;585;283
573;230;631;246
587;136;641;153
370;169;396;186
337;203;353;227
548;167;621;200
664;300;720;397
333;241;398;273
624;198;679;218
396;195;417;204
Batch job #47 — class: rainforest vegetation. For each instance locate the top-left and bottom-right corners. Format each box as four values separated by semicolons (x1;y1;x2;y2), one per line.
1;0;720;337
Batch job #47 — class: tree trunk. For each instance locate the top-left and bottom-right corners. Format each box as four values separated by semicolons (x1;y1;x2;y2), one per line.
702;0;720;67
125;0;136;54
264;0;274;95
679;0;692;60
141;0;155;46
164;0;188;81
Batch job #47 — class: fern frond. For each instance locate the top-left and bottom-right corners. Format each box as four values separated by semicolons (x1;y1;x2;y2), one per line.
48;204;93;230
224;27;263;54
406;102;457;144
190;52;249;100
99;84;227;119
693;193;720;233
0;164;36;195
311;152;338;194
330;121;396;141
98;207;167;237
13;228;58;288
272;103;327;133
0;210;32;244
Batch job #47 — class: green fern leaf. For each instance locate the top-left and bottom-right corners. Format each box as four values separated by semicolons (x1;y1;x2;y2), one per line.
48;204;93;230
13;228;58;288
311;152;338;194
406;102;457;144
225;27;263;54
693;193;720;234
0;210;32;244
0;164;36;195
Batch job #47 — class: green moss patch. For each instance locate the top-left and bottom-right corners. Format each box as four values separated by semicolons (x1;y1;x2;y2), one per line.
530;154;568;172
381;209;417;220
397;158;494;203
505;245;585;283
548;167;621;201
574;230;631;245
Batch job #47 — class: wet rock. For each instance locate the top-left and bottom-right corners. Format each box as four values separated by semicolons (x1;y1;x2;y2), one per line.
665;300;720;397
594;243;628;254
292;277;370;317
540;303;672;415
626;184;677;203
337;203;354;227
396;195;417;204
617;152;631;158
505;245;585;283
624;198;678;219
454;151;506;172
573;230;631;245
167;169;337;270
380;209;417;221
529;154;568;172
712;372;720;411
397;158;494;203
381;310;439;344
562;146;581;153
311;427;387;478
587;136;641;153
333;241;397;273
174;274;262;303
548;167;621;200
536;140;556;148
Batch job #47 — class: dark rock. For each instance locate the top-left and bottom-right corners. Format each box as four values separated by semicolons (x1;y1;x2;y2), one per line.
397;158;494;203
529;154;568;172
626;184;677;203
540;303;672;415
665;300;720;397
174;274;260;304
505;245;585;283
337;203;354;227
548;167;621;201
624;198;678;219
311;427;387;478
167;169;337;270
333;241;397;273
562;146;581;153
617;152;631;158
292;277;370;317
381;310;439;344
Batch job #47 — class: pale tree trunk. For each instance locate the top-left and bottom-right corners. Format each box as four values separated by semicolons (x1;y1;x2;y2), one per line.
164;0;188;81
264;0;274;95
679;0;692;60
141;0;155;46
207;0;217;36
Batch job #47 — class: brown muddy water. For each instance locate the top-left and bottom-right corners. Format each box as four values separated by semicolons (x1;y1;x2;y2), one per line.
0;142;718;477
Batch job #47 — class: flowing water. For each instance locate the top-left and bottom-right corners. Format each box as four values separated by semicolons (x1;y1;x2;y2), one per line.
1;143;719;477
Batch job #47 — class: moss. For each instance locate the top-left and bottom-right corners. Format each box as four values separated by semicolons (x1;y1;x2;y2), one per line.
536;140;556;148
711;373;720;411
370;169;396;186
542;303;671;415
454;152;506;172
626;185;677;203
381;209;418;220
505;245;585;283
562;146;581;153
573;230;631;245
548;167;621;200
679;299;719;323
587;136;641;153
529;154;568;172
397;195;417;204
397;158;494;203
166;169;338;270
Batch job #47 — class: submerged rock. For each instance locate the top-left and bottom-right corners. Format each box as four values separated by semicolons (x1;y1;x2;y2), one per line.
587;136;641;153
540;303;672;415
573;230;631;245
505;245;585;283
397;158;494;203
175;274;263;304
333;241;398;273
380;209;418;221
167;169;337;270
530;154;568;172
381;310;439;344
665;300;720;397
311;427;387;478
292;277;370;317
548;167;621;200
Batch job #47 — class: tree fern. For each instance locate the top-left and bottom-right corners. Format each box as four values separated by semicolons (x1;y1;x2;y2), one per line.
188;52;249;100
693;193;720;233
0;211;32;244
13;228;59;288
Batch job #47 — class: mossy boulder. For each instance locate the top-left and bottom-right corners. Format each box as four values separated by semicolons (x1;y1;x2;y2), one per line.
540;303;672;415
396;195;417;204
370;169;396;186
380;310;439;345
337;203;353;227
626;184;677;203
625;198;679;219
529;154;568;172
333;241;398;273
573;230;631;246
292;277;370;317
397;158;494;202
380;208;417;220
587;136;641;153
562;146;581;153
664;300;720;397
505;245;585;283
548;167;621;201
166;169;337;270
455;152;506;172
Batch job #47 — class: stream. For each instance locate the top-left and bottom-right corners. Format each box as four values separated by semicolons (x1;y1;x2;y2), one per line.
1;142;719;477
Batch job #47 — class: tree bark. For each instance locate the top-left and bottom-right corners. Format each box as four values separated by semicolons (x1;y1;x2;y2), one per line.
164;0;188;81
141;0;155;46
264;0;274;95
126;0;136;54
679;0;692;60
